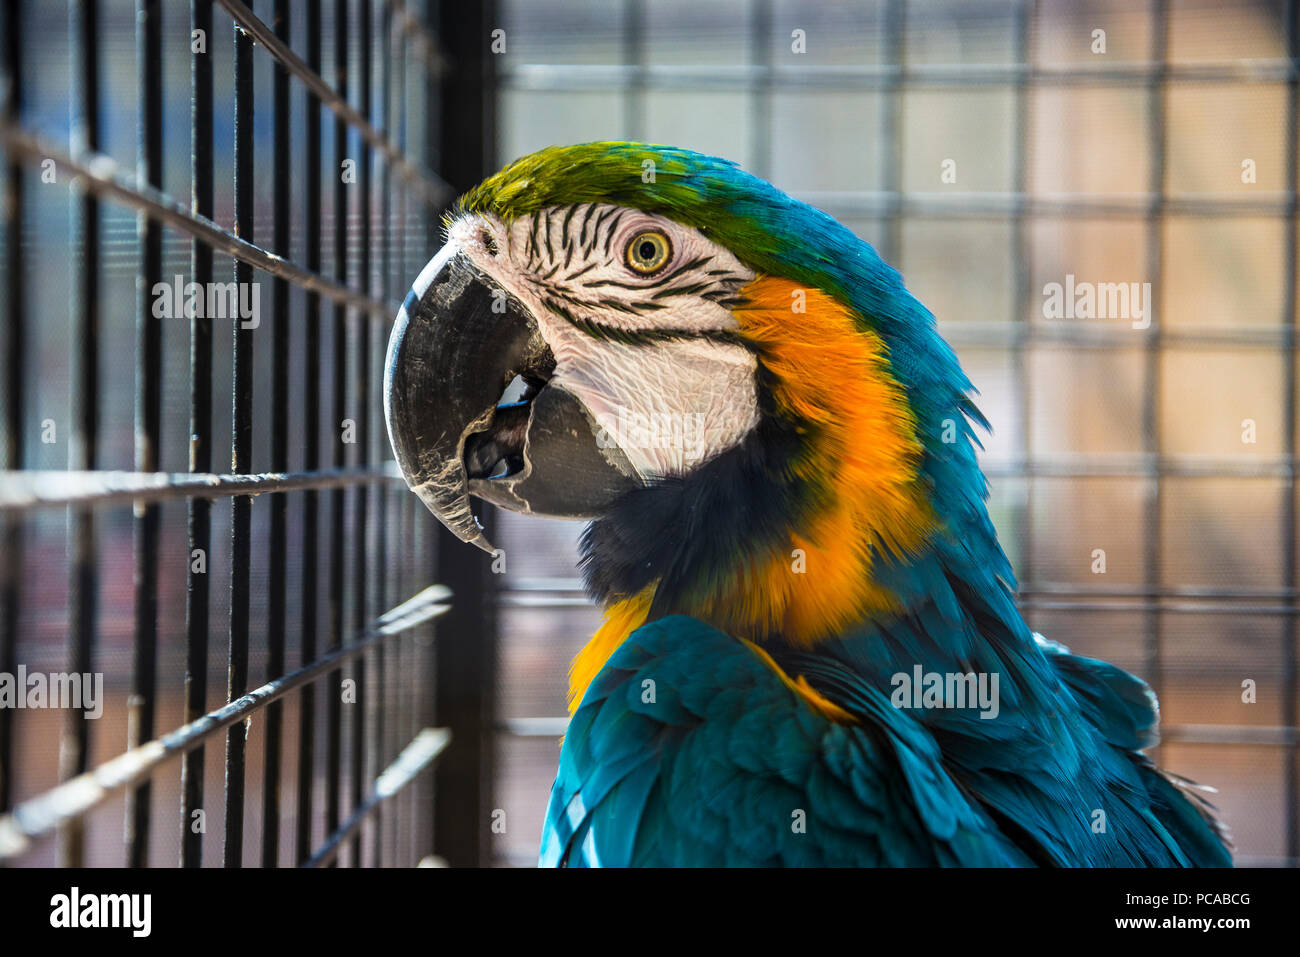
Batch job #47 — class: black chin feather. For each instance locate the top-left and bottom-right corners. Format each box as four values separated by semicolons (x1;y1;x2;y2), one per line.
578;410;810;620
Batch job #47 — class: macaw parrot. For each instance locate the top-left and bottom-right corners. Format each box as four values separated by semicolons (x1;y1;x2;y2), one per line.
383;142;1232;867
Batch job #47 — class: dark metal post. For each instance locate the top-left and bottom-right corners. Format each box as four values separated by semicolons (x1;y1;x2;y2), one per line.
61;0;101;869
0;0;24;820
1011;0;1034;604
262;0;292;869
296;0;324;868
224;8;256;868
127;0;163;869
371;0;394;868
350;0;374;868
325;0;350;863
182;0;214;870
1142;1;1170;707
432;0;499;868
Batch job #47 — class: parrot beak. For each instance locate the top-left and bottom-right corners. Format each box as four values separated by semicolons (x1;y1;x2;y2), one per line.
384;243;643;553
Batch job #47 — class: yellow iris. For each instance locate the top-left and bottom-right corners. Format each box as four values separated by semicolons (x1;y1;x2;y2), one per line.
624;230;671;275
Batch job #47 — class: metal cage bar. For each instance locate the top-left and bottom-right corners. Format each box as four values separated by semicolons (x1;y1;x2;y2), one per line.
182;0;215;871
430;0;500;870
0;0;492;868
261;0;292;871
61;0;102;870
223;3;255;868
126;0;164;870
0;0;24;821
296;0;325;870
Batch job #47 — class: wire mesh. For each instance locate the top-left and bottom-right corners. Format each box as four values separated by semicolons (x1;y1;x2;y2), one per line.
489;0;1298;867
0;0;494;868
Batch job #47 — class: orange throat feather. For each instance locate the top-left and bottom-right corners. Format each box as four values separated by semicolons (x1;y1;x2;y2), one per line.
567;275;938;714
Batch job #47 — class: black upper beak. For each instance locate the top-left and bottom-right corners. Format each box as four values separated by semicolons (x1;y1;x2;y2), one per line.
384;246;642;552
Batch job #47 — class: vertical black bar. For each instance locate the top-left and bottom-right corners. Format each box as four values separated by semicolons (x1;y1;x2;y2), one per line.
391;490;405;866
880;0;904;266
127;0;163;869
262;0;292;869
389;10;408;868
224;11;254;868
1142;0;1169;705
395;5;407;296
1282;0;1299;868
326;0;350;861
370;0;393;870
60;0;101;870
411;496;425;866
349;0;373;868
0;0;24;818
182;0;214;869
434;0;499;868
1011;1;1034;606
748;0;771;179
621;0;644;141
296;0;323;867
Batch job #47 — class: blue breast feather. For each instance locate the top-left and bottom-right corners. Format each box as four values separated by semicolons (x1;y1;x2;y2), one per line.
541;615;1232;867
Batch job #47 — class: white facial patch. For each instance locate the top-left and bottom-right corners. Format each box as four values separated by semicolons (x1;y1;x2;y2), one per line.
446;206;761;478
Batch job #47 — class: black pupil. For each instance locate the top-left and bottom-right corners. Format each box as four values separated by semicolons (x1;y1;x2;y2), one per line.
638;240;656;261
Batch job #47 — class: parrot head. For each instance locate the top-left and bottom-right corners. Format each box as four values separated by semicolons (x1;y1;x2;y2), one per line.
385;142;1001;660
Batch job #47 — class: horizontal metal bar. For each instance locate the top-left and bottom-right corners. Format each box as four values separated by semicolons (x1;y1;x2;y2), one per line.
214;0;451;208
500;592;1300;618
500;577;1300;604
981;455;1298;479
501;596;1300;616
0;121;403;318
1160;724;1299;746
942;322;1295;351
0;585;451;861
1021;583;1300;600
303;726;450;868
501;59;1298;92
498;717;570;737
1023;599;1300;615
498;717;1299;748
800;189;1297;220
504;576;586;593
500;593;595;608
0;464;403;511
1233;855;1300;866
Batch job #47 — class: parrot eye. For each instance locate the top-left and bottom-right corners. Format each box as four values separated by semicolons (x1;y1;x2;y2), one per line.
624;230;671;275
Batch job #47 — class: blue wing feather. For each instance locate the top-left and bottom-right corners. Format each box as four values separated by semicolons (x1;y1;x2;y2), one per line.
541;613;1231;867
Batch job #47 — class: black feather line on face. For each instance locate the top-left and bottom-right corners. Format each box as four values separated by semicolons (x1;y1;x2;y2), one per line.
561;205;579;269
554;310;754;348
589;206;612;253
655;254;713;285
581;277;664;291
603;210;625;257
561;204;578;245
527;214;540;267
579;202;597;254
543;207;556;263
651;281;713;301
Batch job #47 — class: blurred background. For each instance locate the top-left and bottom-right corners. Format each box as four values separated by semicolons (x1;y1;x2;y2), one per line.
489;0;1298;867
0;0;1296;867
